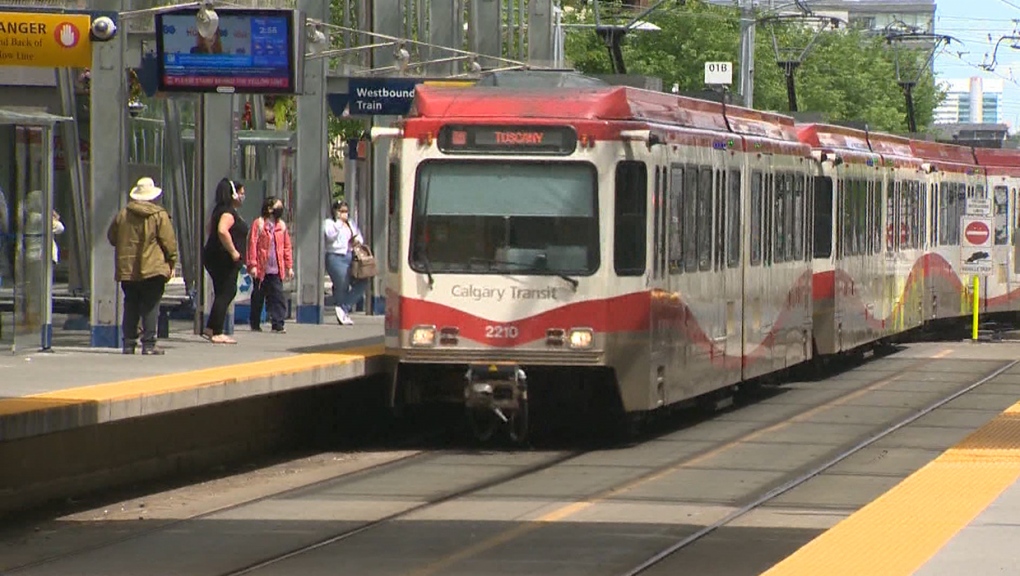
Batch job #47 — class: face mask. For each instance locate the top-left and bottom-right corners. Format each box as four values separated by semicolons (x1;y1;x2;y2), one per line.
272;207;284;219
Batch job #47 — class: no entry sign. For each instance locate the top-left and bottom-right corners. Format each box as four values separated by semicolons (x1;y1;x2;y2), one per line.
961;215;994;275
964;220;991;246
962;217;993;248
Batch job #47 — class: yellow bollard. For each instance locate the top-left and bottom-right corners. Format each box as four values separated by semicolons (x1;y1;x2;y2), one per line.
972;275;980;342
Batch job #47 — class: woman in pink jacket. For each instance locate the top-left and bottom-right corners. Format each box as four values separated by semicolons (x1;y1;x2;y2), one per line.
246;196;294;333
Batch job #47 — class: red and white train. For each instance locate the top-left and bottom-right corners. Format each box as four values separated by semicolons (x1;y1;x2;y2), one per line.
371;72;1020;442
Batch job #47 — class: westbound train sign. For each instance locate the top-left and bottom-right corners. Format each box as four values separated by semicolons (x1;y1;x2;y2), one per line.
961;216;993;275
0;12;92;67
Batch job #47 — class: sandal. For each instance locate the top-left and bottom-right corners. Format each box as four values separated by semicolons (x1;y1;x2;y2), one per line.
211;335;237;344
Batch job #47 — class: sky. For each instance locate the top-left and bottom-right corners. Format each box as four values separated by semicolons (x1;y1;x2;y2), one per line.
933;0;1020;127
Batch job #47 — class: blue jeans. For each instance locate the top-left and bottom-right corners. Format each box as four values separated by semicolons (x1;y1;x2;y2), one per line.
325;252;367;313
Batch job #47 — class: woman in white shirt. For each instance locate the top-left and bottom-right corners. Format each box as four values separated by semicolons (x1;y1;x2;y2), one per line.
323;200;367;325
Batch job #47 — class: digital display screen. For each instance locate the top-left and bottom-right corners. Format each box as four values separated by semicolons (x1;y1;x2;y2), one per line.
438;125;577;155
155;9;296;93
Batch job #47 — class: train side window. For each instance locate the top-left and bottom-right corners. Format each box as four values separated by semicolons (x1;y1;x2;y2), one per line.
698;167;713;271
715;169;725;271
727;169;741;268
659;167;668;275
945;183;955;245
1015;188;1020;241
791;174;803;261
387;161;400;272
849;179;857;256
784;173;795;262
668;166;684;273
614;160;647;276
918;180;926;247
956;183;966;243
660;167;669;273
683;167;698;272
930;183;938;247
764;173;774;265
653;167;662;277
750;171;763;266
995;185;1009;245
804;175;814;262
774;173;786;263
919;182;928;249
813;177;833;258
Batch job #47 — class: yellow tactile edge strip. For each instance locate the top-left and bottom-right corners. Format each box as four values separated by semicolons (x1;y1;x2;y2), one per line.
762;400;1020;576
0;344;386;418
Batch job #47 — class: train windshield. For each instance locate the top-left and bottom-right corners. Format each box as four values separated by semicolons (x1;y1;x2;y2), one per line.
410;160;600;276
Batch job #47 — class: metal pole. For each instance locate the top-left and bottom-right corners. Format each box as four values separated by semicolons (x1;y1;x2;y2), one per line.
972;274;979;341
902;82;918;133
88;0;128;348
42;125;54;350
192;96;205;335
739;0;756;108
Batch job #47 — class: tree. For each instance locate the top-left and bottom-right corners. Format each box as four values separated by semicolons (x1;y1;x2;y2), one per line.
562;0;943;134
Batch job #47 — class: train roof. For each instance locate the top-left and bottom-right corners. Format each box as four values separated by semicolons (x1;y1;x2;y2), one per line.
973;148;1020;167
974;148;1020;178
908;138;977;168
407;85;802;143
795;123;873;155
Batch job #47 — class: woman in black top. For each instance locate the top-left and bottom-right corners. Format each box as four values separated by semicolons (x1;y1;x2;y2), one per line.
202;178;248;344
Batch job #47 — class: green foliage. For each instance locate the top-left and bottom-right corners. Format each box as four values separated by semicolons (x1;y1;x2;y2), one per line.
562;0;944;134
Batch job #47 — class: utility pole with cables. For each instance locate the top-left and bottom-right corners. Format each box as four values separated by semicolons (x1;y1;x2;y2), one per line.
739;0;756;107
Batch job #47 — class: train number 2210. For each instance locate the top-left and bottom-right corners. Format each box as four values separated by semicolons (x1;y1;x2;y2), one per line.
485;324;520;339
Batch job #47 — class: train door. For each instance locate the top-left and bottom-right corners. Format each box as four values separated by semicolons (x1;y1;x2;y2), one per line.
742;151;775;380
704;159;729;392
1011;181;1020;288
649;160;670;408
666;162;689;404
722;160;743;385
927;178;939;321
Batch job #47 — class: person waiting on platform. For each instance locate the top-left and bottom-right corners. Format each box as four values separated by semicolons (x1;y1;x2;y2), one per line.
107;177;178;355
202;178;248;344
245;196;293;333
323;200;367;326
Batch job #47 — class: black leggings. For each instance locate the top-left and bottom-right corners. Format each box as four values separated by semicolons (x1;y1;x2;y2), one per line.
205;262;239;335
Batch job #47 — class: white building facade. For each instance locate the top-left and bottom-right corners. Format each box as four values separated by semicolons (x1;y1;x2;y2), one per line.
934;77;1003;125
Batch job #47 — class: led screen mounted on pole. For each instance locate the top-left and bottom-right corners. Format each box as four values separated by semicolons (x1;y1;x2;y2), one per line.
154;8;303;94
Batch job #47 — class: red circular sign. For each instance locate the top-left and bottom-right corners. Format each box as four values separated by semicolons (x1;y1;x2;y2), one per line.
965;221;990;245
54;22;81;49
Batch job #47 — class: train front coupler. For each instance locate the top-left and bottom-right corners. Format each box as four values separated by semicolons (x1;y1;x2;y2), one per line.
464;364;529;442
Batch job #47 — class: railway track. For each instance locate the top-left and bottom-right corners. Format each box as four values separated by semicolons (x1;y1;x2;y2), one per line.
619;358;1020;576
6;346;1008;576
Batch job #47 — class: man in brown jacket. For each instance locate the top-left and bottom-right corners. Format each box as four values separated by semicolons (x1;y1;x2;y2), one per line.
107;177;178;355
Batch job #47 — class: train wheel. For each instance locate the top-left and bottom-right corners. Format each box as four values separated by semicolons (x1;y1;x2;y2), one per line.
508;399;529;444
467;408;499;443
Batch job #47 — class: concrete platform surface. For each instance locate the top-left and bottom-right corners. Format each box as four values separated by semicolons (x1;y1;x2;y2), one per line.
762;357;1020;576
0;316;385;442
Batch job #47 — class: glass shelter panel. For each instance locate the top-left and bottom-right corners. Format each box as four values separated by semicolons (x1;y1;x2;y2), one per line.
1;126;54;352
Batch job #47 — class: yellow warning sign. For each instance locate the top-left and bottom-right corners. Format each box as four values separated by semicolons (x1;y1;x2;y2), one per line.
0;12;92;68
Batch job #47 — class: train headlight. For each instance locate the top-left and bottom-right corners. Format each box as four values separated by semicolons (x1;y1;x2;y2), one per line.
568;328;594;349
410;325;436;347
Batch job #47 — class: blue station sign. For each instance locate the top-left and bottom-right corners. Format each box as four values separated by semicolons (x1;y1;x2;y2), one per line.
327;78;476;117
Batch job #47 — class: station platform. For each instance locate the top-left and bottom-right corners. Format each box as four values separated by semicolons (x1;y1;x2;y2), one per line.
0;315;386;442
764;341;1020;576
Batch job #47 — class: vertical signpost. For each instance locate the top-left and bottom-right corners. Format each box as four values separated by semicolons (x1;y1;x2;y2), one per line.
961;198;994;341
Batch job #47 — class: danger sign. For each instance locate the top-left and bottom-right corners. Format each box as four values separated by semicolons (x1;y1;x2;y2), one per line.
0;12;91;68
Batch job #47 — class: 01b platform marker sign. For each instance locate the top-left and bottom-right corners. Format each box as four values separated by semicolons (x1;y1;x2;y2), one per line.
961;216;993;275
